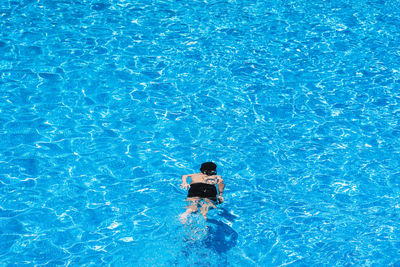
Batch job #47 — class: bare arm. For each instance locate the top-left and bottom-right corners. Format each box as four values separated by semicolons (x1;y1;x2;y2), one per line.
217;177;225;202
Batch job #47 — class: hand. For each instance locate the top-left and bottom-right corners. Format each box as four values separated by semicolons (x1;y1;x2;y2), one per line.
181;182;190;190
218;195;224;203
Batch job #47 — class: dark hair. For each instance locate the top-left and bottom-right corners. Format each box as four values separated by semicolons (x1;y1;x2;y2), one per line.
200;162;217;176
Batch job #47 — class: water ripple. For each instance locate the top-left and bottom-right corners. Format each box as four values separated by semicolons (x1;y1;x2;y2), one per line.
1;0;400;265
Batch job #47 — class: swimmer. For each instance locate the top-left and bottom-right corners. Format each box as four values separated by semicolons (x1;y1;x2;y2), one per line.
180;162;225;223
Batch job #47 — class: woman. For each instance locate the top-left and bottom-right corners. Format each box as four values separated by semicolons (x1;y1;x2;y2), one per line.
180;162;225;223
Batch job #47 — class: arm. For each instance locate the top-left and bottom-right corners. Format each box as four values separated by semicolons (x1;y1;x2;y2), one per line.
217;177;225;202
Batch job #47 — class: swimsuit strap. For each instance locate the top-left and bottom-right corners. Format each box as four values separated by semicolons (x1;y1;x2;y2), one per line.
205;176;217;184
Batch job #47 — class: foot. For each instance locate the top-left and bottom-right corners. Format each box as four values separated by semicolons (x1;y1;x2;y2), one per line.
200;209;207;220
179;212;189;223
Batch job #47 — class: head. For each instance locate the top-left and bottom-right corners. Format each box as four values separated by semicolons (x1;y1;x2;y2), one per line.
200;162;217;176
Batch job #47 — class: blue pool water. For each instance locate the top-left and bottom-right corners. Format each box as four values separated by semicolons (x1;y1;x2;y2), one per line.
1;0;400;265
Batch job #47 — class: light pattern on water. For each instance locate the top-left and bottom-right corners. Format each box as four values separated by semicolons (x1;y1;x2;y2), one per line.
1;0;400;266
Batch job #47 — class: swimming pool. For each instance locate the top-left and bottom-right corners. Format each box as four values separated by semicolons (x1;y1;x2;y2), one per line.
1;0;400;265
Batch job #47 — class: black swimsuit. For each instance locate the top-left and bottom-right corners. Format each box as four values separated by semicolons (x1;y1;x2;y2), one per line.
187;183;218;202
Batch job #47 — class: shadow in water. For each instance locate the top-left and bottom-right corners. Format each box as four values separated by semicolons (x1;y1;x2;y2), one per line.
204;218;238;254
179;207;239;266
177;208;238;267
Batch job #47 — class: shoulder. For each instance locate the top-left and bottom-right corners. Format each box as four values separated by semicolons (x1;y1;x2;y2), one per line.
190;173;204;179
184;173;200;176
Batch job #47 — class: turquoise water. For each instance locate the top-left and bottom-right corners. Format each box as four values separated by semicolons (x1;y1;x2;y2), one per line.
1;0;400;265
